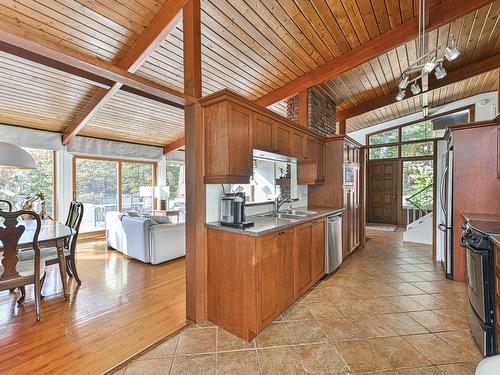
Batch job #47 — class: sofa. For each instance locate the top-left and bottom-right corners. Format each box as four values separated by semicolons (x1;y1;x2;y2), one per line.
105;211;185;264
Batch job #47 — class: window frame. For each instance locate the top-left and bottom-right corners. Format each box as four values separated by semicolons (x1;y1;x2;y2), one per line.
72;155;157;234
366;105;474;160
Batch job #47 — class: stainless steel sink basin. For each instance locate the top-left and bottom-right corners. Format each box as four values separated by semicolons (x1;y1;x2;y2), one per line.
259;212;306;220
286;210;318;216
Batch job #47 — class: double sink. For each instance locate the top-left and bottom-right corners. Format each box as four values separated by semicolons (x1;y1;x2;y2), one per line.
258;210;318;221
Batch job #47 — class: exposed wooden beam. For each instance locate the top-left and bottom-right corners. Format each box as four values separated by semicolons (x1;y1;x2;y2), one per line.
255;0;495;107
62;0;189;144
163;136;185;154
336;53;500;122
183;0;205;323
0;21;194;109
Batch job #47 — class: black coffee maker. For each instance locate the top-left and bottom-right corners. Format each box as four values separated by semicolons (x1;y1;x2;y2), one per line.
220;192;254;229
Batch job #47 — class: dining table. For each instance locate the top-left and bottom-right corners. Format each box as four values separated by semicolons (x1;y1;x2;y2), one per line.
1;219;74;298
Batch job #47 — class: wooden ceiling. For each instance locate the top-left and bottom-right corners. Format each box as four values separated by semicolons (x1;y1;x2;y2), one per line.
0;0;498;145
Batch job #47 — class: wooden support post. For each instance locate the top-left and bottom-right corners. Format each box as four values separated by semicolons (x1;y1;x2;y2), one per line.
298;89;308;128
183;0;206;323
338;120;346;135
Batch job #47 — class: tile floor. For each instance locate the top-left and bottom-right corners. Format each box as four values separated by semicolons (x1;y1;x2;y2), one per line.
115;230;482;374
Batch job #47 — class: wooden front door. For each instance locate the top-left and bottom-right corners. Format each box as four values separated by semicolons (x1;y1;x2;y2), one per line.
368;160;399;224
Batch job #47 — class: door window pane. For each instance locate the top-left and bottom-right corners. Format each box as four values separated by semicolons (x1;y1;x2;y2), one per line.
122;163;154;212
402;160;433;211
401;142;433;157
0;148;54;216
369;146;398;160
75;158;118;232
369;128;399;145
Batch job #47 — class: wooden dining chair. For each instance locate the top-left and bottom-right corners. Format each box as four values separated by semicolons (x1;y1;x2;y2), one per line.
0;199;12;212
0;210;45;321
19;201;84;285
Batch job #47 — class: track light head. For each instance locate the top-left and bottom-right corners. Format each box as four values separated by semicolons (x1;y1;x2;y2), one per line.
423;57;437;74
444;39;460;61
411;83;421;95
434;65;447;80
399;75;410;89
396;89;406;101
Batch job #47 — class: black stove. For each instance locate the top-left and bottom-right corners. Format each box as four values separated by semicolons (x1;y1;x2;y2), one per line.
461;218;500;356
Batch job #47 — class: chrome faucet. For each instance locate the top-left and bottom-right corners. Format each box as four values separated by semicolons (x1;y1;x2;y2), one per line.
275;194;294;213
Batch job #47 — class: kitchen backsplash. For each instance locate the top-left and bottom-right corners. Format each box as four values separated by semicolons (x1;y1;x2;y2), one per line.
206;184;308;223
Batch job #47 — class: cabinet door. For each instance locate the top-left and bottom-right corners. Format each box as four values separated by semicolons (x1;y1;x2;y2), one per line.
293;131;305;159
295;223;312;295
228;104;253;178
316;141;326;182
311;220;325;280
276;228;295;310
304;137;317;161
257;233;277;328
274;122;292;155
253;114;274;152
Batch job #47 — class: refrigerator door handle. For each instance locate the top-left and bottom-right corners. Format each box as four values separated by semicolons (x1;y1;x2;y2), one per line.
439;166;448;216
438;223;447;232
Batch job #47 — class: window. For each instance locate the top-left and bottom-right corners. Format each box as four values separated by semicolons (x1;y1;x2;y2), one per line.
401;142;433;158
401;109;470;141
0;148;55;216
369;146;398;160
74;157;156;232
402;160;433;211
75;158;118;232
166;162;185;210
368;128;399;145
122;163;154;212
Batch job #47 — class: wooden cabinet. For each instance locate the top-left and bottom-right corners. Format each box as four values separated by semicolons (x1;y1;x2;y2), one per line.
295;222;312;294
293;131;305;158
274;122;292;155
311;219;326;279
308;136;364;259
253;114;292;155
253;114;274;152
316;140;326;182
204;101;253;183
295;219;325;294
207;217;326;341
296;136;326;185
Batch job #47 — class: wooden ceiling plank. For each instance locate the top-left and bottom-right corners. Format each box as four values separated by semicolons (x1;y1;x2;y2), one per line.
355;0;381;39
340;0;372;44
61;0;189;144
324;0;362;49
371;0;392;34
337;53;500;121
0;21;194;105
385;0;403;28
255;0;496;107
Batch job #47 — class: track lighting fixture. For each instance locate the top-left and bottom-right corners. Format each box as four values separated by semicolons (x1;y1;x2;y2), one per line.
395;89;406;101
411;83;421;95
434;65;447;80
423;57;437;74
399;75;409;89
444;39;460;61
422;106;429;118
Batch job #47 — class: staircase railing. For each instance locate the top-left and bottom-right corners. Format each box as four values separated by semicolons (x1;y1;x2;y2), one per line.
404;183;433;226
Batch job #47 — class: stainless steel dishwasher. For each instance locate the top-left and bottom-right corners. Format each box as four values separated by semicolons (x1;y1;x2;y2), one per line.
325;213;343;274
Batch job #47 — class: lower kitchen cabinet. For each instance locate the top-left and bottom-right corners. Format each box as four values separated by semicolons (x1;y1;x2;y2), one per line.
207;218;326;341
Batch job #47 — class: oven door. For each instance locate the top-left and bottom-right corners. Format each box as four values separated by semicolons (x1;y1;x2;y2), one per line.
466;245;486;322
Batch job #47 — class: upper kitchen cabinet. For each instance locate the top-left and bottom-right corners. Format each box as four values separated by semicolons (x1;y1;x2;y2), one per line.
203;99;253;184
200;90;327;184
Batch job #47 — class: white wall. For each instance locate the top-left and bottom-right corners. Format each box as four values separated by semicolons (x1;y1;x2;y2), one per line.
348;91;498;145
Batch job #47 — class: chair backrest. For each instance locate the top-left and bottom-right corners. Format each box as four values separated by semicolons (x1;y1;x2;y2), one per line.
0;200;12;212
65;201;84;252
0;210;41;283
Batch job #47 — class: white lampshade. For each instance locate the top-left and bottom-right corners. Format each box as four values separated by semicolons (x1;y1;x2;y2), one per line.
0;142;35;169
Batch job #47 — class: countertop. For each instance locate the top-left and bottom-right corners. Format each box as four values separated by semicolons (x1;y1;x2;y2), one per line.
462;213;500;246
206;206;345;237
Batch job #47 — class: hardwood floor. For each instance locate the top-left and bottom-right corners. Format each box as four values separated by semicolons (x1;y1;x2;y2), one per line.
0;239;186;375
120;230;480;374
